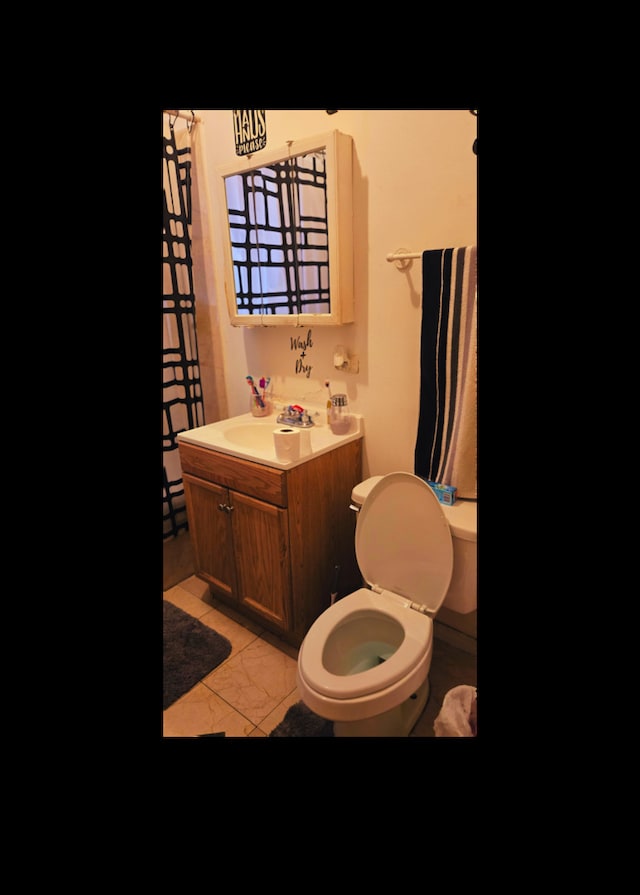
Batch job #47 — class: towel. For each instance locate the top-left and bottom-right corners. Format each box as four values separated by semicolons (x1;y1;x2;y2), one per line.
434;684;477;737
414;246;477;499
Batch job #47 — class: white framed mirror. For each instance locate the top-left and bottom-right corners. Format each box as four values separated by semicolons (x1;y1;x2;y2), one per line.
216;130;354;326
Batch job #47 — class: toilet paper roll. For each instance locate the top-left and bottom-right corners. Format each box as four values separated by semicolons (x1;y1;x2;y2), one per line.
273;427;300;462
299;429;311;457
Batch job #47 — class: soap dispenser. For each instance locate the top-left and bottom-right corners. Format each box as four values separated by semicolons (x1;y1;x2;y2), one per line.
329;393;351;434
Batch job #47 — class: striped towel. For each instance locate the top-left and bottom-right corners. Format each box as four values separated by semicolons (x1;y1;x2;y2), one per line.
414;246;477;499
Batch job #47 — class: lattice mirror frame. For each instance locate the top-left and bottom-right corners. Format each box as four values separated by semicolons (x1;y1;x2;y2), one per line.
215;130;354;327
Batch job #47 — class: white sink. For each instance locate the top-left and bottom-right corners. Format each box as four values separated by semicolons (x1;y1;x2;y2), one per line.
177;407;363;469
223;424;280;451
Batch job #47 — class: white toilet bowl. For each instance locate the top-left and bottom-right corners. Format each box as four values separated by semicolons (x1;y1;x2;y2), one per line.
297;472;456;737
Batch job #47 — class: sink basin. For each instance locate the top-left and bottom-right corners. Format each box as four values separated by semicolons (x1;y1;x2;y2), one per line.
224;424;279;450
177;406;363;469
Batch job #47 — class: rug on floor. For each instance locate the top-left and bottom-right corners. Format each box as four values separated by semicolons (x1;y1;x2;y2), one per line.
269;701;334;737
163;601;232;710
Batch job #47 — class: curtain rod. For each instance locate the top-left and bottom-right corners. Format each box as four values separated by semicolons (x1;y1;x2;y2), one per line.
163;109;202;124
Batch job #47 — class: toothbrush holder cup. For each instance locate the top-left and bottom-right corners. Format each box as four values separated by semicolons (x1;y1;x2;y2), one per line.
250;394;272;417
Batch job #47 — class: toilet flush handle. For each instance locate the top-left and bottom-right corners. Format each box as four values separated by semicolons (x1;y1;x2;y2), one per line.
349;504;360;513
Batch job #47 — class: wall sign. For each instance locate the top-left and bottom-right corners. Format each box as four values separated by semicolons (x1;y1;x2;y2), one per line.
233;109;267;156
290;329;313;378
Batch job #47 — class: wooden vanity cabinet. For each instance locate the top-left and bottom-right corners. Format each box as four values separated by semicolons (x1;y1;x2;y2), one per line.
179;439;362;646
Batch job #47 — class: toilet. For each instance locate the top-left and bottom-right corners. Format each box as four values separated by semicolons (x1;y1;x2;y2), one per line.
296;472;477;737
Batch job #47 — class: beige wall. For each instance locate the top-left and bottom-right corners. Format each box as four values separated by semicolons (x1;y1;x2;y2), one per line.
189;109;477;481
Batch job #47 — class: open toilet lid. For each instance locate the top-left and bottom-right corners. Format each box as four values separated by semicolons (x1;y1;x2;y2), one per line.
356;472;454;613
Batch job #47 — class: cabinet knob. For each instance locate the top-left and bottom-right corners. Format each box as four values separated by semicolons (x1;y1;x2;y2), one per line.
218;503;234;513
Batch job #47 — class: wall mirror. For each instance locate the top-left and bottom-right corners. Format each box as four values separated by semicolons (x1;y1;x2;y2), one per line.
216;130;353;327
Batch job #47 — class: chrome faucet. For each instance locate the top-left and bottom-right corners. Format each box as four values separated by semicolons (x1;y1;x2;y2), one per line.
276;405;315;427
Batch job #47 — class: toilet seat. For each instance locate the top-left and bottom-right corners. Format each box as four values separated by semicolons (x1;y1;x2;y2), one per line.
298;473;454;704
297;587;433;699
356;472;453;614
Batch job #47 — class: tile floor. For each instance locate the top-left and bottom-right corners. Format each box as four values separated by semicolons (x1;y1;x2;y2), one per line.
163;575;477;738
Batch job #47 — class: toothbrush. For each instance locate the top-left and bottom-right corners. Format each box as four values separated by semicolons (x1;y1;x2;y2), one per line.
246;375;265;408
259;376;271;402
324;379;332;422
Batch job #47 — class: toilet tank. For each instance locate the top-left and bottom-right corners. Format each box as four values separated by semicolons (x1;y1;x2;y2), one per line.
350;476;477;615
439;500;477;614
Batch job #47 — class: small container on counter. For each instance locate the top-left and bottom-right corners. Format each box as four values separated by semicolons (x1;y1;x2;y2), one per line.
329;393;351;434
250;394;272;417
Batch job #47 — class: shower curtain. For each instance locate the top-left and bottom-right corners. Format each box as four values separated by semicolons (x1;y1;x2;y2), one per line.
163;113;205;539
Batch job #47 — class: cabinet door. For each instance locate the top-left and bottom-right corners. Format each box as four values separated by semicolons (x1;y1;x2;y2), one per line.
217;130;354;327
183;473;237;600
230;490;291;630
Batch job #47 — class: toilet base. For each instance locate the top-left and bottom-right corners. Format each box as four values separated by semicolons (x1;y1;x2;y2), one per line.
332;675;430;737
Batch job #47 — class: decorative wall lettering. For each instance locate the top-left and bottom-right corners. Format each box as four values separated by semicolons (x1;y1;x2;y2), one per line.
233;109;267;156
290;329;314;378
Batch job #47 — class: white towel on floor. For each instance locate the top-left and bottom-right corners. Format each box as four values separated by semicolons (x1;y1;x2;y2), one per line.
434;684;477;737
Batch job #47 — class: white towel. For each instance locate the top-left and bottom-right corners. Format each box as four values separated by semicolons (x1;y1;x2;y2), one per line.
434;684;477;737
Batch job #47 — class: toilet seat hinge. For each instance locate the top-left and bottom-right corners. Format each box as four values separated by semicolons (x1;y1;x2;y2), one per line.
372;584;384;594
409;600;435;618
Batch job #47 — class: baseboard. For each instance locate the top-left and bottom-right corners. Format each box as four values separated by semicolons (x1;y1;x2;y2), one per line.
434;619;477;656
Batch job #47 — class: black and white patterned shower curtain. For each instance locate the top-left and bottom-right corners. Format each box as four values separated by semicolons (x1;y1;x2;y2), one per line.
163;114;205;539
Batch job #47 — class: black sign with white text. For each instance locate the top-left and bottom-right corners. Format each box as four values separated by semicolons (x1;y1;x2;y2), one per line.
233;110;267;156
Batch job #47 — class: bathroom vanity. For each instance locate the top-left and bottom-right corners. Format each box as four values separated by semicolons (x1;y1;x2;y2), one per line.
178;436;362;646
